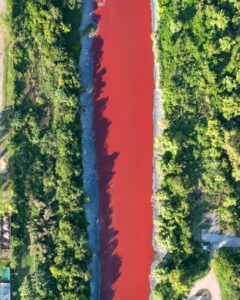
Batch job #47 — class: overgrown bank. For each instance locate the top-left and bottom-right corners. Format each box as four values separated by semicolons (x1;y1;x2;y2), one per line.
212;248;240;300
153;0;240;299
5;0;90;299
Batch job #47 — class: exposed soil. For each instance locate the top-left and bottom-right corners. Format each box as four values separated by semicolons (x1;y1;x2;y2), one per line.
188;269;221;300
92;0;154;298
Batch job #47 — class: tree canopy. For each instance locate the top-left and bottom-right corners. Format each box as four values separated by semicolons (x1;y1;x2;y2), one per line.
154;0;240;298
6;0;91;298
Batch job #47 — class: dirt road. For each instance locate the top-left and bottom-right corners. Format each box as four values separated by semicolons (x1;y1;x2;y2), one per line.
202;233;240;249
93;0;154;299
188;269;221;300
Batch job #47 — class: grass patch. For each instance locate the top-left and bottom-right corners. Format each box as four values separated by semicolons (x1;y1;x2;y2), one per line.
0;0;14;109
3;37;14;108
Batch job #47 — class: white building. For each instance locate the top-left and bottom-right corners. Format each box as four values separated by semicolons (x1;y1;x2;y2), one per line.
0;283;10;300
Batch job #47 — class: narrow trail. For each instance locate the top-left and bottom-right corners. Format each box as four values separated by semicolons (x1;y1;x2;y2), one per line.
93;0;154;299
188;269;221;300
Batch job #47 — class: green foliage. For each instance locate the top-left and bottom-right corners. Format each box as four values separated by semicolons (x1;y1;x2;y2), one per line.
224;129;240;181
212;248;240;300
20;269;54;300
6;0;90;298
155;0;240;298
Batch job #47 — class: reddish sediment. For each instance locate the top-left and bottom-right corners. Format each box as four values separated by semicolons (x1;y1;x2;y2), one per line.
93;1;154;299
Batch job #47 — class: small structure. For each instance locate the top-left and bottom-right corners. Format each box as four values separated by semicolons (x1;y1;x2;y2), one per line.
0;267;10;300
201;242;210;252
0;268;10;282
0;216;11;259
0;283;10;300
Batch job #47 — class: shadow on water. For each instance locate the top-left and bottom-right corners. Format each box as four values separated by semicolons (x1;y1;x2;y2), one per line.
92;8;122;299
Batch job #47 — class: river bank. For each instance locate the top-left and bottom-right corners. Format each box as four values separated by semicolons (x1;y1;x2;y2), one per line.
150;0;167;298
80;1;100;299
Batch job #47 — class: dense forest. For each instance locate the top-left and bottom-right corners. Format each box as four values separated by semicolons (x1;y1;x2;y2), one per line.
212;248;240;300
154;0;240;299
3;0;90;299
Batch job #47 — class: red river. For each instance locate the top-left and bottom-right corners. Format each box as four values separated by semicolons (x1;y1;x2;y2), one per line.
93;0;154;299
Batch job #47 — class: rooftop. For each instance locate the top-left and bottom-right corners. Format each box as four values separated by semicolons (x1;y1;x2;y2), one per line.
0;216;10;259
0;268;10;282
0;283;10;300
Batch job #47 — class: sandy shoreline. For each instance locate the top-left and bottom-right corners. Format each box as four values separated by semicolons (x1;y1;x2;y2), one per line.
150;0;167;298
79;1;100;299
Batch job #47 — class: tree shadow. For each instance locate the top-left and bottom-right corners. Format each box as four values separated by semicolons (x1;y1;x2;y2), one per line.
92;10;122;299
0;109;12;206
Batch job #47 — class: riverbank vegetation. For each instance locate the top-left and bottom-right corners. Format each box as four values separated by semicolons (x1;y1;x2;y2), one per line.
212;248;240;300
4;0;90;299
154;0;240;298
0;0;14;108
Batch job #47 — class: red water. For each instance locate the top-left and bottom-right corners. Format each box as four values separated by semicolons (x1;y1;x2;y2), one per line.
93;1;154;299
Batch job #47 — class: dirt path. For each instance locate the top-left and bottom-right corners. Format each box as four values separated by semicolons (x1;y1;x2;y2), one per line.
188;233;240;299
93;0;154;299
188;268;221;300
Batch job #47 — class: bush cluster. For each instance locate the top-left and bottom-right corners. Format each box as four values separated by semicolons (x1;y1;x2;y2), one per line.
212;248;240;300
